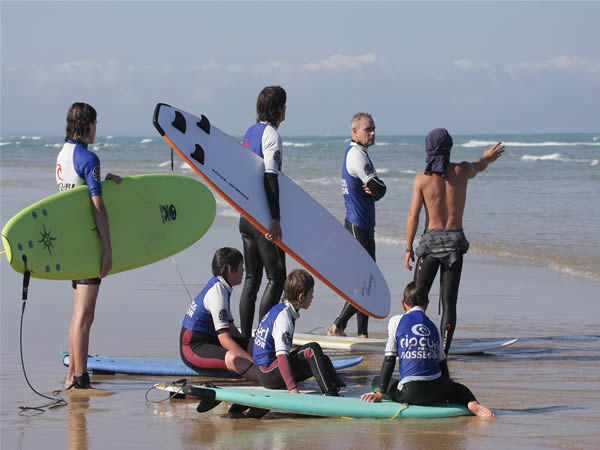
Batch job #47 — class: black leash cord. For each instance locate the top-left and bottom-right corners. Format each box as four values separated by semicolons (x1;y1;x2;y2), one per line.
18;265;67;415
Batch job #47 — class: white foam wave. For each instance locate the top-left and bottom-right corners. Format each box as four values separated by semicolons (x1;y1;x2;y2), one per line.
106;136;113;139
300;177;337;185
0;142;10;146
521;153;599;165
548;263;599;282
375;142;390;146
462;139;600;148
218;209;240;219
375;236;406;246
20;136;43;140
141;138;153;144
158;160;172;167
43;143;62;148
283;141;313;148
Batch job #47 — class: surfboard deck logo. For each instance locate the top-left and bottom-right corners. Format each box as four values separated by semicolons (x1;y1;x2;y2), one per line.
1;174;216;280
153;103;390;319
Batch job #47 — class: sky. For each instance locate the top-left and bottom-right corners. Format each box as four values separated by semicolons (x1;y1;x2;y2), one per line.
1;1;599;137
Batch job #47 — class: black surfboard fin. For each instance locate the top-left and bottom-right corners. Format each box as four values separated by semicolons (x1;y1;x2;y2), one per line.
196;398;221;412
172;111;187;134
191;144;205;165
245;407;269;419
228;403;269;418
196;115;210;134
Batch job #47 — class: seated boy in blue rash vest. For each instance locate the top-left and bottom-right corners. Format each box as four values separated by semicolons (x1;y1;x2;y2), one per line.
361;281;495;418
180;248;258;380
253;269;345;395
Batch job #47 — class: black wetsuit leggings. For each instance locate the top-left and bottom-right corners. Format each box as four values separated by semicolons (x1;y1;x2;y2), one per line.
333;220;376;336
372;375;476;406
258;342;345;395
239;216;286;338
414;254;464;354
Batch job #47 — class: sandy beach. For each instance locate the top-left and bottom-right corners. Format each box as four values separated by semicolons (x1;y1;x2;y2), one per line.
1;209;599;449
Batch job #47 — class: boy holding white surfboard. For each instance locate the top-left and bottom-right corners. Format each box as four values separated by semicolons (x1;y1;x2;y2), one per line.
239;86;288;339
253;269;345;396
361;281;495;418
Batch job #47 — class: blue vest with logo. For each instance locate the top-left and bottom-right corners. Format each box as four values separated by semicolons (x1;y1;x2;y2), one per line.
342;144;376;232
242;123;268;158
182;276;228;336
253;303;294;366
395;309;441;381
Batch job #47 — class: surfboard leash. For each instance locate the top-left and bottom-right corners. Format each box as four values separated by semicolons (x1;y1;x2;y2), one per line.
18;257;68;415
145;378;188;403
171;257;193;302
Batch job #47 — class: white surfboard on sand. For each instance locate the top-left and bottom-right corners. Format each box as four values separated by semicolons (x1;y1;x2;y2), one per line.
293;332;518;355
153;103;390;318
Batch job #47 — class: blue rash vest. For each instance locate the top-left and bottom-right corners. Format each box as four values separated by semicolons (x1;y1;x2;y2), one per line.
395;309;442;384
182;276;233;336
253;302;297;366
56;139;103;196
241;122;282;173
342;142;376;232
242;123;268;158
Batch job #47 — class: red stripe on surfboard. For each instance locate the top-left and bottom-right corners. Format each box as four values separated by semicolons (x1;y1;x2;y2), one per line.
161;134;385;319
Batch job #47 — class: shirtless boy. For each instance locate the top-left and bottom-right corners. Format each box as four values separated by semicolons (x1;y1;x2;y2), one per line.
405;128;504;355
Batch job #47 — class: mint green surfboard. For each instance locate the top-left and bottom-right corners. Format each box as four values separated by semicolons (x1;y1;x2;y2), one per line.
157;382;472;419
1;174;216;280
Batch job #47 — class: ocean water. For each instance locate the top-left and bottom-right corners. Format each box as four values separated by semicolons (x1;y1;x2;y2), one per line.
1;132;599;282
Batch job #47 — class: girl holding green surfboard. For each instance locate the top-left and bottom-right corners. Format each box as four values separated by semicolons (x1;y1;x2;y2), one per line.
57;102;121;389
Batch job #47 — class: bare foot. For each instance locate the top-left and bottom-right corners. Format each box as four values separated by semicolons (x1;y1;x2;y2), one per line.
468;401;496;418
327;325;346;337
357;334;369;339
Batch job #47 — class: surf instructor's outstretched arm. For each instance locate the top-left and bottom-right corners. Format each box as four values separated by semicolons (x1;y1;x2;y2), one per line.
56;102;121;389
238;86;288;338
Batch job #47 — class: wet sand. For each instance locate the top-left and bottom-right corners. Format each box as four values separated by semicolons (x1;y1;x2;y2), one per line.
2;210;599;449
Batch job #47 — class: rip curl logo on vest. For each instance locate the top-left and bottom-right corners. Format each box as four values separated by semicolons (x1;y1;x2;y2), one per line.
411;324;431;337
93;166;101;182
242;138;249;148
281;331;292;346
218;309;228;322
56;163;63;181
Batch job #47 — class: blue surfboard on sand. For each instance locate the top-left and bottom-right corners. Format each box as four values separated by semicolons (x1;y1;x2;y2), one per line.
62;354;363;377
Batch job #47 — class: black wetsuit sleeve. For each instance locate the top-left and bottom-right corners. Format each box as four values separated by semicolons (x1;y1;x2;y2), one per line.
377;355;397;393
366;176;386;201
264;172;280;220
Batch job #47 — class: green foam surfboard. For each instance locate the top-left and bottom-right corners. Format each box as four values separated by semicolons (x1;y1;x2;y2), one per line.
1;174;216;280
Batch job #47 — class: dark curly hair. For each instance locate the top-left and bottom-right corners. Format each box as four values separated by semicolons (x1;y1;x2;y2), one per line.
65;102;97;142
256;86;286;126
